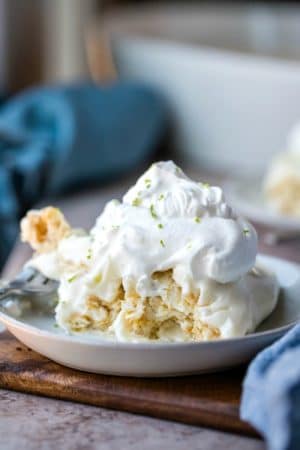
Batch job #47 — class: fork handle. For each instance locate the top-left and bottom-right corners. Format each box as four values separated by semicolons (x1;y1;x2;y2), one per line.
0;282;21;302
0;284;11;302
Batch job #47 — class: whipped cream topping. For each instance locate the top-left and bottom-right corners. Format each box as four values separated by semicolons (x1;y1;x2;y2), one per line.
31;161;258;290
88;161;257;291
27;161;274;342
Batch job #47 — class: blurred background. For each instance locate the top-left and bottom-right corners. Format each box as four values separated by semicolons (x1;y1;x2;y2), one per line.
2;0;300;173
2;0;300;269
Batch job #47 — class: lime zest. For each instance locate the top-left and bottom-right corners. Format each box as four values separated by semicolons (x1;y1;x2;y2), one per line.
150;204;158;219
132;197;141;207
67;274;77;283
144;178;151;189
243;228;250;236
93;273;102;284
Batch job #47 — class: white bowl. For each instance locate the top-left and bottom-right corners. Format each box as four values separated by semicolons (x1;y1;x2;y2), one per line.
97;4;300;175
1;255;299;377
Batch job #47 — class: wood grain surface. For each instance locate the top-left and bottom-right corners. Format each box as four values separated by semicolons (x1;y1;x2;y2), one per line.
0;330;257;437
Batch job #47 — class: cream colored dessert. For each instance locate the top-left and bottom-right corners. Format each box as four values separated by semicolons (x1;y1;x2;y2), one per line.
264;124;300;216
21;161;279;342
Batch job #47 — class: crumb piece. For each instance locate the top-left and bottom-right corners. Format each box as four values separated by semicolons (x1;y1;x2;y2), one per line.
69;313;92;332
21;207;71;253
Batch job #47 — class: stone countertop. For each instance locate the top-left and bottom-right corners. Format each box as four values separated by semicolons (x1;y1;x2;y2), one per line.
0;177;275;450
0;389;264;450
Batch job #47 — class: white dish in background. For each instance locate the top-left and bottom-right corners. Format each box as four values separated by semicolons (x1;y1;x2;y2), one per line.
94;4;300;176
225;178;300;233
0;255;299;377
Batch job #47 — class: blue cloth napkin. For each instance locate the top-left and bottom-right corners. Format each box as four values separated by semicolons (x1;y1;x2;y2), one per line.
0;82;167;267
241;325;300;450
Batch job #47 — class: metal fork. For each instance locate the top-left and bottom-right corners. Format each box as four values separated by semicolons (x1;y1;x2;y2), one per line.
0;267;59;302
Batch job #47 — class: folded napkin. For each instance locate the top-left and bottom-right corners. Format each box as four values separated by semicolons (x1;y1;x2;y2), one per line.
0;82;167;267
241;325;300;450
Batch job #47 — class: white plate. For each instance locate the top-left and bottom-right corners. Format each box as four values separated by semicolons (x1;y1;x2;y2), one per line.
225;178;300;233
0;255;299;377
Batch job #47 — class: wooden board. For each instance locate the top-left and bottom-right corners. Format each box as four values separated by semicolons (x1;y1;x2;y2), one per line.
0;331;257;437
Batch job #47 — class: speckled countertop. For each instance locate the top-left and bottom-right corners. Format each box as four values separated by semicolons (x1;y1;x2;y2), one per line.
0;388;264;450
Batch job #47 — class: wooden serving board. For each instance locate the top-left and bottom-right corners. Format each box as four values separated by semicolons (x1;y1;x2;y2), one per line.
0;330;256;437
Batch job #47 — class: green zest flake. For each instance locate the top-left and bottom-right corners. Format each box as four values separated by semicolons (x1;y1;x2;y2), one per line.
53;323;59;328
132;197;141;207
243;228;250;236
67;274;77;283
158;223;164;229
158;194;164;201
160;239;165;248
175;166;181;174
194;216;201;223
202;182;210;189
144;178;151;189
86;248;92;260
150;204;158;219
93;273;102;284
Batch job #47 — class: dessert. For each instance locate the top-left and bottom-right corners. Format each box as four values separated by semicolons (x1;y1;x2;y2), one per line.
21;161;279;342
264;124;300;216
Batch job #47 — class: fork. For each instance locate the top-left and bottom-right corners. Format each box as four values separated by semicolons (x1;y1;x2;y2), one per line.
0;266;59;317
0;267;58;301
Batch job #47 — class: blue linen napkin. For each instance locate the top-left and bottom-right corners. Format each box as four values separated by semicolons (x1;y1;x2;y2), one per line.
0;81;167;268
241;325;300;450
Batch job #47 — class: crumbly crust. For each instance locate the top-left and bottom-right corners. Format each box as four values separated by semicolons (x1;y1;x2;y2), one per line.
21;207;71;253
61;270;220;341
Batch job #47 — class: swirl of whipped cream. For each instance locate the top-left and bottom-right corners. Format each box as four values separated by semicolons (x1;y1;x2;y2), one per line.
87;161;257;291
124;161;233;220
